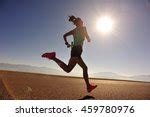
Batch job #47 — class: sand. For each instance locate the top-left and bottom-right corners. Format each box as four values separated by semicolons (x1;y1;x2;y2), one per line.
0;70;150;100
0;78;12;99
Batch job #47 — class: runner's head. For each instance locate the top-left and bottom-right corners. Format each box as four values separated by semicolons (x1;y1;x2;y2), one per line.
68;15;84;27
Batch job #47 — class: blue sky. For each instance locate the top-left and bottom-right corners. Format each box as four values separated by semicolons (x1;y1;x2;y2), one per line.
0;0;150;76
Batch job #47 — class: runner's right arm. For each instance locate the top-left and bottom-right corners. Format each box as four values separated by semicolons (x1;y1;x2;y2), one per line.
63;30;74;47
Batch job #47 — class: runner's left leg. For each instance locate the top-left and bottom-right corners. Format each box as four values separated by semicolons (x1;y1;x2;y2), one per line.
77;57;97;92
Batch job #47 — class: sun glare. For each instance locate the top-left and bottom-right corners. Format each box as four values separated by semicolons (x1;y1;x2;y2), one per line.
96;16;113;34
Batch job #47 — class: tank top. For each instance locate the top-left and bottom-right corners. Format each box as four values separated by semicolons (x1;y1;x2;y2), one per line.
73;27;85;47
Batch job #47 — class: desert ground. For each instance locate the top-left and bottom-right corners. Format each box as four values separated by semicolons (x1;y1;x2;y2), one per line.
0;70;150;100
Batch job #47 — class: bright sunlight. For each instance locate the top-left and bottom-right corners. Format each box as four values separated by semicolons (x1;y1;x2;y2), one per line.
96;16;114;34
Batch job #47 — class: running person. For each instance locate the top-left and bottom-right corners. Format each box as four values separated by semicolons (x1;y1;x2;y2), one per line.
42;15;97;93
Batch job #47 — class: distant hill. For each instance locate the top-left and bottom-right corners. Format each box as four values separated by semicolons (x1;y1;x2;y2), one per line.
90;72;150;82
0;63;150;82
91;72;122;78
128;75;150;82
0;63;65;75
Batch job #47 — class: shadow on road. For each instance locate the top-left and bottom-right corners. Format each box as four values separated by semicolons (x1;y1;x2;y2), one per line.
79;95;95;100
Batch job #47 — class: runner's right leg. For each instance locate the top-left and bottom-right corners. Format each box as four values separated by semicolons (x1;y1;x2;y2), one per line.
42;52;78;73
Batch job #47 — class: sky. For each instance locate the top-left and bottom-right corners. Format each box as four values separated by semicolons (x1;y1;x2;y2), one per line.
0;0;150;76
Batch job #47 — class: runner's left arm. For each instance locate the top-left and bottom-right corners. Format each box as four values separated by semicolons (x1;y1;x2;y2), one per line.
84;27;91;42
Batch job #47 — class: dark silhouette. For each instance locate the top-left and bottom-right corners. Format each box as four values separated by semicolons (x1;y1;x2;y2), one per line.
42;15;97;93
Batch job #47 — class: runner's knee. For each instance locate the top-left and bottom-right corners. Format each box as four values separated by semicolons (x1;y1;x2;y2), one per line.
83;65;88;71
65;68;72;73
66;64;76;73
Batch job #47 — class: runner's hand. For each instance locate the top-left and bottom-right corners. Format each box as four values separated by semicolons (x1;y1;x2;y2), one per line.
65;42;71;48
67;43;71;48
87;39;91;42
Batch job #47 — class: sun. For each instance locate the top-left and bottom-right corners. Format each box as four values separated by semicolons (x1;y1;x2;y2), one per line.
96;16;113;34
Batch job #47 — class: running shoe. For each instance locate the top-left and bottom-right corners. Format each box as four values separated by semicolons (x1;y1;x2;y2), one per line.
87;84;97;93
42;52;56;59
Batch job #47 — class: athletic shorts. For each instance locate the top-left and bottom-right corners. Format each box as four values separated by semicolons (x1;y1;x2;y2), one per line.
71;46;83;58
